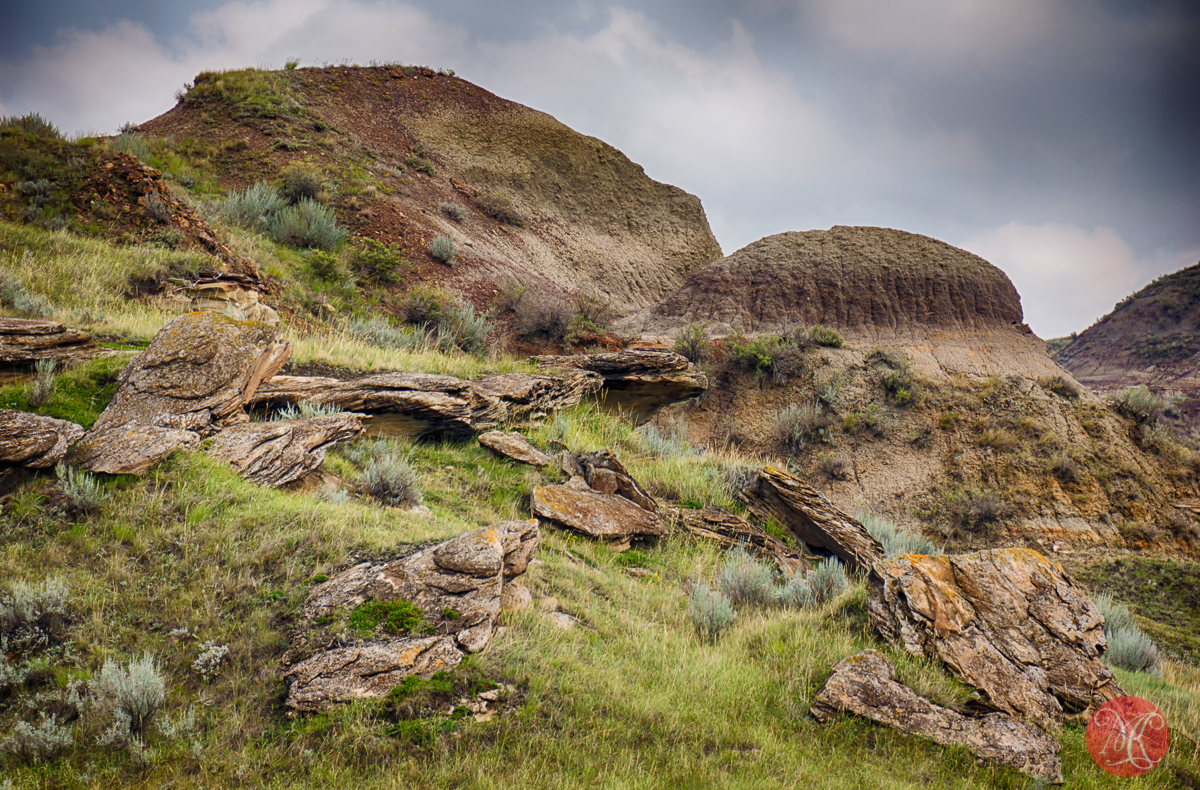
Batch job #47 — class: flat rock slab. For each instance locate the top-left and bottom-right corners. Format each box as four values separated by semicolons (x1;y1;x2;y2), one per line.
534;349;707;424
0;318;98;365
0;409;85;468
477;371;602;422
206;413;364;487
532;478;665;540
737;466;883;575
811;650;1062;783
478;430;551;466
667;505;806;576
284;636;462;712
868;549;1123;733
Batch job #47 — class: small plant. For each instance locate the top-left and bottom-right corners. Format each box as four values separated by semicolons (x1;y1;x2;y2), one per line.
438;201;468;222
1109;385;1181;424
429;235;456;264
405;143;436;176
494;277;530;313
717;546;776;607
268;198;347;250
143;194;173;223
945;487;1009;532
107;132;152;162
28;358;57;408
818;452;852;481
673;323;710;363
399;283;454;326
516;292;573;342
1039;375;1081;399
55;462;108;514
88;653;166;744
803;557;849;605
348;599;424;635
0;265;54;318
1094;593;1159;674
274;400;344;420
1046;453;1080;484
0;112;62;138
214;182;287;232
349;238;409;283
0;715;74;762
475;192;524;227
440;301;493;355
191;642;229;682
689;584;736;642
857;511;939;557
774;402;832;454
639;422;695;458
808;325;844;348
348;316;435;352
278;162;324;204
360;450;423;507
0;578;69;655
285;59;300;70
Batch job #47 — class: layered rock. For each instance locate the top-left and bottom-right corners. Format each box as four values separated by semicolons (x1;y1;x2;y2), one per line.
737;467;883;575
477;371;602;422
868;549;1124;732
534;350;707;424
0;318;98;365
532;478;666;545
666;506;806;577
0;410;85;468
190;280;280;326
811;650;1062;783
206;413;364;487
478;430;551;467
70;312;290;474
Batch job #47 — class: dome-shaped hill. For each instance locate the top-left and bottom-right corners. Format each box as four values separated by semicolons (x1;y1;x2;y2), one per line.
620;226;1024;337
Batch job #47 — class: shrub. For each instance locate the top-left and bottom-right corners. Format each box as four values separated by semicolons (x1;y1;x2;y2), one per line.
429;235;456;264
348;316;435;352
809;325;844;348
804;557;849;605
0;112;62;138
516;292;573;342
107;132;151;162
1039;375;1082;399
405;144;436;176
493;277;529;314
1110;385;1181;424
348;599;424;635
842;405;883;437
673;323;710;363
689;584;736;642
307;249;344;281
1095;593;1159;674
0;265;54;318
883;366;920;407
0;578;69;655
573;294;616;330
639;422;695;458
55;463;108;514
274;400;343;420
361;450;423;507
278;162;324;204
0;715;74;762
857;511;939;557
973;426;1017;451
191;642;229;682
774;402;831;454
717;546;776;607
349;239;409;283
439;301;493;355
818;452;852;481
475;192;524;227
1047;453;1080;484
438;201;468;222
28;358;57;408
945;487;1009;532
143;194;173;223
214;182;287;232
268;198;347;250
88;653;166;743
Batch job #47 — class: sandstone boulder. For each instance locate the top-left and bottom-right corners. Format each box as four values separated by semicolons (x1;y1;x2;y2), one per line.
666;505;806;576
737;467;883;575
532;477;665;543
563;450;657;512
477;371;602;421
0;410;85;468
534;350;707;424
0;318;98;365
478;430;551;466
811;650;1062;783
868;549;1124;732
284;636;462;713
190;280;280;326
206;413;364;487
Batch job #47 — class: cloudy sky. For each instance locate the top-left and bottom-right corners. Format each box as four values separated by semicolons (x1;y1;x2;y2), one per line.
2;0;1197;337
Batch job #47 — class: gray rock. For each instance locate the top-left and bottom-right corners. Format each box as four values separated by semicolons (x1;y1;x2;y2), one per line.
531;478;665;541
206;413;364;487
0;409;85;468
478;430;551;466
0;318;98;365
534;349;707;424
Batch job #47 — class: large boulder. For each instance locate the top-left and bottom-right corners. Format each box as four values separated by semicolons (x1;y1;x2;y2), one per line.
737;467;883;575
206;413;364;487
0;318;98;365
532;478;665;544
534;350;707;424
811;650;1062;783
0;410;85;468
69;312;291;474
868;549;1124;732
477;371;603;422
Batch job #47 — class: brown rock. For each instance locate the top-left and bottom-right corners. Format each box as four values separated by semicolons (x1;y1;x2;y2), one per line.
868;549;1124;732
501;581;533;613
811;650;1062;783
284;636;462;712
478;431;551;466
569;449;658;512
666;505;806;576
190;280;279;326
534;350;707;424
205;413;364;487
736;467;883;575
531;479;665;541
0;318;98;365
478;371;602;422
0;409;85;468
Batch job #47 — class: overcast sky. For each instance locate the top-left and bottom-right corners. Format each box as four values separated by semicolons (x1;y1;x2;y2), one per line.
2;0;1197;337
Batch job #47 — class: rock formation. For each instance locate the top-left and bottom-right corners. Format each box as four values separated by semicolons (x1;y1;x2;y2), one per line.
70;312;291;474
811;650;1062;783
0;318;98;365
737;467;883;575
867;549;1124;732
0;410;85;468
534;350;707;424
206;413;365;487
190;279;280;326
532;452;665;547
478;430;551;467
286;520;539;710
477;372;603;422
665;506;806;576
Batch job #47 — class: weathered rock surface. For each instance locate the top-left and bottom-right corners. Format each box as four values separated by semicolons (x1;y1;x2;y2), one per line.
666;505;806;576
0;318;98;365
737;467;883;575
619;226;1024;338
477;371;602;421
478;430;551;466
0;410;85;468
206;413;365;487
563;450;658;513
284;636;462;713
190;279;280;326
70;312;291;474
868;549;1124;732
534;350;707;424
303;520;539;654
532;478;665;543
811;650;1062;783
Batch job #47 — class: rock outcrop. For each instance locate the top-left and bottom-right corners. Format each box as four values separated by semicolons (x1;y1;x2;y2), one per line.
0;318;98;365
190;279;280;326
532;449;666;547
478;431;551;467
0;410;85;468
206;413;365;487
477;372;602;422
868;549;1124;732
534;350;707;424
737;467;883;575
811;650;1062;783
70;312;291;474
666;506;806;576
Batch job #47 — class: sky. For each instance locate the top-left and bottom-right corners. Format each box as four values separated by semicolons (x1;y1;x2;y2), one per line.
1;0;1198;338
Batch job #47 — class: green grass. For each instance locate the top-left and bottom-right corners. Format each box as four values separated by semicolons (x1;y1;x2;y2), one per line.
0;354;130;427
